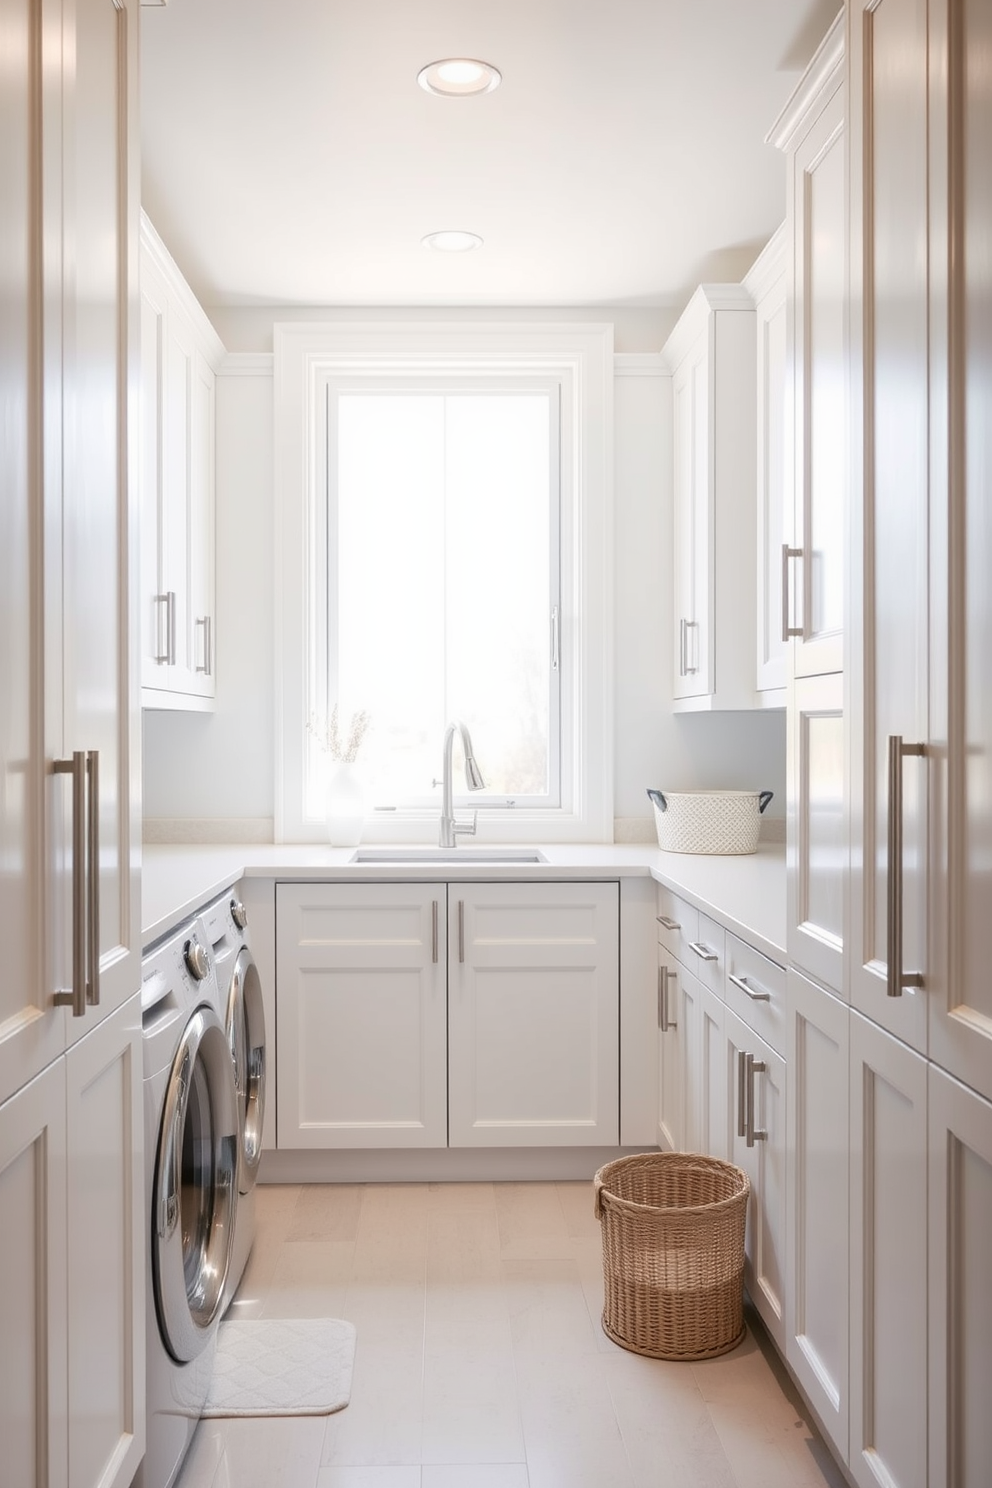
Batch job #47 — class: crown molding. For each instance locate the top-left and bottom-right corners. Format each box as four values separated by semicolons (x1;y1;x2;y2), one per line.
765;10;845;152
614;353;667;377
661;283;754;371
139;211;226;367
743;222;788;304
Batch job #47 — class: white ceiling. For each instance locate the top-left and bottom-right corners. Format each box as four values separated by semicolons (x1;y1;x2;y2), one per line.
140;0;840;312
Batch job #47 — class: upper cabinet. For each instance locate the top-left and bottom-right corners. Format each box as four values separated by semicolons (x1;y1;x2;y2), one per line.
769;15;846;681
663;285;758;711
139;214;225;711
744;225;789;703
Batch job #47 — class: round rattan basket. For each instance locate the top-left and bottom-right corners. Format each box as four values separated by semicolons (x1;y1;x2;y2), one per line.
594;1152;750;1360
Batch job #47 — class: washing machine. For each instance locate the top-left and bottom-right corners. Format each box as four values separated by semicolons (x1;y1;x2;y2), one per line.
136;917;240;1488
199;888;267;1312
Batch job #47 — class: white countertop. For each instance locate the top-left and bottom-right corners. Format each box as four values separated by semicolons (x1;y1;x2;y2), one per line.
141;840;787;962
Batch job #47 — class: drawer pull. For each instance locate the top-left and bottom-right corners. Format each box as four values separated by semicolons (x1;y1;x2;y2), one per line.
689;941;718;962
729;971;770;1003
657;915;681;932
658;965;677;1032
745;1052;768;1148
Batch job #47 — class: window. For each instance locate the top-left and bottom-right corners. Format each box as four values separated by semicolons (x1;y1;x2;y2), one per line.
275;322;613;843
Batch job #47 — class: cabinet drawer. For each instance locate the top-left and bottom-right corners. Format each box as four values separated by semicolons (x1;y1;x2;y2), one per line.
683;913;725;996
725;934;786;1056
655;886;698;965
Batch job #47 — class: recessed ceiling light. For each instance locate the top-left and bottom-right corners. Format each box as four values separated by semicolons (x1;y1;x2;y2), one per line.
422;230;484;253
417;58;501;96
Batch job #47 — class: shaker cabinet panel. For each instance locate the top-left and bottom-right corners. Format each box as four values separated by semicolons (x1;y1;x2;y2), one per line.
787;672;845;995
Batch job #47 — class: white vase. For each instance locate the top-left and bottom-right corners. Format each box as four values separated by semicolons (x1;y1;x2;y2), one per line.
326;763;365;846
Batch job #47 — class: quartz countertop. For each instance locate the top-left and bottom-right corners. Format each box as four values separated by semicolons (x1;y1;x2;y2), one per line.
141;840;787;962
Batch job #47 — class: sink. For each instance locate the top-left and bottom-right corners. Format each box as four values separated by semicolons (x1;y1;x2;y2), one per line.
350;847;547;864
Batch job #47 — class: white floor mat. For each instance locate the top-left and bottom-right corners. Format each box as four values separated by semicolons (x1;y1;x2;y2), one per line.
202;1318;356;1417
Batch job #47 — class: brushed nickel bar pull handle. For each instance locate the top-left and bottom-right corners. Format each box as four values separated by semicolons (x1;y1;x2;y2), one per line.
54;752;87;1017
657;965;665;1028
746;1053;768;1147
685;618;699;675
729;972;771;1002
660;966;677;1032
195;615;212;675
656;915;681;932
458;900;465;964
153;593;170;664
167;590;177;666
86;750;100;1005
737;1049;748;1138
431;899;439;964
887;736;926;998
679;618;687;677
782;545;803;640
689;941;718;962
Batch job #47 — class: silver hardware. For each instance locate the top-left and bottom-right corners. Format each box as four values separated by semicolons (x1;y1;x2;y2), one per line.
656;915;681;932
782;545;803;640
659;965;677;1032
184;938;210;981
54;752;87;1017
195;615;212;676
679;618;686;677
86;750;99;1005
432;899;439;964
737;1049;747;1138
154;593;170;664
458;900;465;964
729;971;771;1003
551;605;560;672
689;941;718;962
887;735;926;997
745;1052;767;1147
657;965;665;1028
439;719;486;849
685;618;699;674
230;898;248;930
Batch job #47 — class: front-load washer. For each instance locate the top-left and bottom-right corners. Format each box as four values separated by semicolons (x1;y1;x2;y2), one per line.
200;889;266;1312
136;918;240;1488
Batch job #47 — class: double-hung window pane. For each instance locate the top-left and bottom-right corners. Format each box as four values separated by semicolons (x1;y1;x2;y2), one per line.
309;383;560;816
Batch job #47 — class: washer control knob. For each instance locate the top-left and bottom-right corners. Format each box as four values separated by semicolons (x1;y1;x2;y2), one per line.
184;938;210;981
230;898;248;930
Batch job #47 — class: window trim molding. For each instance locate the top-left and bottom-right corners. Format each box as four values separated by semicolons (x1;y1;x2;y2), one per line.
273;320;615;844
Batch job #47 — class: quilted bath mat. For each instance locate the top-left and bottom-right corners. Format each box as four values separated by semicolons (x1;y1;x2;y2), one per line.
203;1317;356;1417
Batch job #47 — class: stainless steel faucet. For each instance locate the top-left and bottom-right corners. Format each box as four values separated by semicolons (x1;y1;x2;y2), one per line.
439;720;486;848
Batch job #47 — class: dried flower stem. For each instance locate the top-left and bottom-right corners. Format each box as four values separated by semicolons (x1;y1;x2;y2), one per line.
308;705;371;763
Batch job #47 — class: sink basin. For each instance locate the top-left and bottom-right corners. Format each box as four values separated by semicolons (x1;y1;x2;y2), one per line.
350;847;547;864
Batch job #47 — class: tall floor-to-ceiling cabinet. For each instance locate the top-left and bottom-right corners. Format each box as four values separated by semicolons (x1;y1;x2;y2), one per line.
0;0;144;1485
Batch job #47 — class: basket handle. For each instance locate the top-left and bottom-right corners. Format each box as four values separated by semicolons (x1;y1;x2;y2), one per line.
758;790;774;813
593;1172;605;1221
646;788;667;812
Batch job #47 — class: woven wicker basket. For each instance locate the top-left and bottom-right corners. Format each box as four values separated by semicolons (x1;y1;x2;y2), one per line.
646;788;774;855
594;1152;749;1360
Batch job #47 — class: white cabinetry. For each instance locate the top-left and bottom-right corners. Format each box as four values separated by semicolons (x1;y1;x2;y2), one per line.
276;880;620;1151
785;969;849;1461
662;285;758;710
139;213;224;711
0;995;144;1488
849;1010;927;1488
744;224;789;703
787;671;846;996
770;15;846;680
0;0;142;1475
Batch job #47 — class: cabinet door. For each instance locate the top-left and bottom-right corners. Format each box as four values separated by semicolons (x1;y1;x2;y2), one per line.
138;256;171;694
849;0;930;1057
754;237;789;697
276;882;447;1148
786;970;849;1463
448;882;619;1147
695;979;727;1161
0;0;65;1107
929;0;992;1105
849;1011;927;1488
928;1067;992;1488
60;0;140;1040
787;671;845;994
672;330;711;700
726;1008;787;1351
657;949;684;1152
789;78;846;678
0;1062;69;1488
65;994;144;1488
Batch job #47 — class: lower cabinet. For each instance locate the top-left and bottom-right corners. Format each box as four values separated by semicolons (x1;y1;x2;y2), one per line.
276;879;620;1150
0;994;144;1488
786;969;849;1460
849;1010;927;1488
726;1006;787;1352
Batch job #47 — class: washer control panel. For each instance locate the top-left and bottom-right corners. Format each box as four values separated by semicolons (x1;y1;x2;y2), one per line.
184;937;210;981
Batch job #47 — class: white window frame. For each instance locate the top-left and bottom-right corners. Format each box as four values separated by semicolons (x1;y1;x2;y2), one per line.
273;321;614;844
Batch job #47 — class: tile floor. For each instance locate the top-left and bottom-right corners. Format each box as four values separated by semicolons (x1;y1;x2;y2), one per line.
177;1182;848;1488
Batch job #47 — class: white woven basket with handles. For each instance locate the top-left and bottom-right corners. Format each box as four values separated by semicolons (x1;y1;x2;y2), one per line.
646;788;774;855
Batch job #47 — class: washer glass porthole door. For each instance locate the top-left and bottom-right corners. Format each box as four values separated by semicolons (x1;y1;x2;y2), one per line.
154;1005;239;1363
227;945;266;1193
